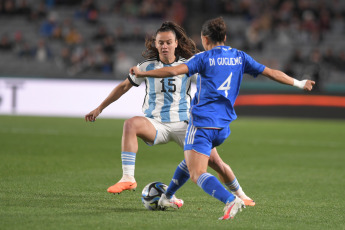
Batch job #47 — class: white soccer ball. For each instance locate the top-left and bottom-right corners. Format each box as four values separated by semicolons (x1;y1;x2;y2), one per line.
141;181;168;211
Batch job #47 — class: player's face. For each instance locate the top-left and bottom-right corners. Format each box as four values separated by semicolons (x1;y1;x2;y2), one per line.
155;31;178;62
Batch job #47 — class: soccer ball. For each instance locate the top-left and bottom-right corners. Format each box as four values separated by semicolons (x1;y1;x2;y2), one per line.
141;181;168;211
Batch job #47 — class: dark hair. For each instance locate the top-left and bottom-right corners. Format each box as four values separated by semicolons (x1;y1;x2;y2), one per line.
201;17;226;43
142;21;198;59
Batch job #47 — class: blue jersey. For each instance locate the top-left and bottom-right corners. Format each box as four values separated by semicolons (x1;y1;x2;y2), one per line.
185;46;265;128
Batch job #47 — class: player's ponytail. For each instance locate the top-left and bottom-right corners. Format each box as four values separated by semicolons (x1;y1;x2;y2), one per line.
201;17;226;43
142;21;198;59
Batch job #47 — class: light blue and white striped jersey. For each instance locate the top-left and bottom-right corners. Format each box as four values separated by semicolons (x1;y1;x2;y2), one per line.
128;56;196;123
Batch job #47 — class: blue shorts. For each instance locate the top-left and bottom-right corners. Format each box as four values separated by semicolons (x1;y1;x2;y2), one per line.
184;124;231;157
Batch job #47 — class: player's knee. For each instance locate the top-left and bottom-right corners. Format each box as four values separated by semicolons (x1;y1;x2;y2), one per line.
123;119;133;134
123;117;141;134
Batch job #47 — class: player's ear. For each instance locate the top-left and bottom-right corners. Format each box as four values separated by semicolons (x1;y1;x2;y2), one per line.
205;36;211;46
224;35;227;42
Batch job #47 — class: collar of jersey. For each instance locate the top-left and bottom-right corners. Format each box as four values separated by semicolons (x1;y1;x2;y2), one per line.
213;45;232;50
157;55;180;66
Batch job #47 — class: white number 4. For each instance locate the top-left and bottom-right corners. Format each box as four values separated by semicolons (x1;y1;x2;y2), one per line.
217;72;232;97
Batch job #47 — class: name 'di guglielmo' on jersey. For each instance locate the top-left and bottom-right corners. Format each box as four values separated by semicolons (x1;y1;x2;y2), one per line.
209;57;243;66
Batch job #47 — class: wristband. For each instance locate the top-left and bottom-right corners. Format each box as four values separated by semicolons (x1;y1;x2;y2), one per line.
293;79;307;89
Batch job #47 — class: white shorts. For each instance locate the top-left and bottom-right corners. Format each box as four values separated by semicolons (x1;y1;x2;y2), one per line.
145;117;188;148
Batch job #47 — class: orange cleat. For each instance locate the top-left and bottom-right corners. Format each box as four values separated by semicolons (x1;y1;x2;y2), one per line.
107;181;137;194
243;199;255;206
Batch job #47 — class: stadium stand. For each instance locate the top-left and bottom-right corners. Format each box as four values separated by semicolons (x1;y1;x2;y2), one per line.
0;0;344;94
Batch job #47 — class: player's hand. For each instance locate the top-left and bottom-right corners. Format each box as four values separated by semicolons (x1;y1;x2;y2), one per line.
85;108;101;122
130;66;143;78
304;80;315;91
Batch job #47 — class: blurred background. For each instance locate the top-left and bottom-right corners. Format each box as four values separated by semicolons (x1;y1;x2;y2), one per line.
0;0;344;118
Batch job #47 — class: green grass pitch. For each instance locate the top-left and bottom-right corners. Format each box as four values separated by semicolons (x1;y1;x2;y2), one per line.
1;115;344;230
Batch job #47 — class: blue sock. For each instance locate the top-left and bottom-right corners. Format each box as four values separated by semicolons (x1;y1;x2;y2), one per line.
197;173;235;204
165;160;190;199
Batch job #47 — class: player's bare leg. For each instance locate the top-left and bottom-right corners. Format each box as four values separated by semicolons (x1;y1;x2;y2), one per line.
209;148;255;206
107;116;156;194
184;150;244;219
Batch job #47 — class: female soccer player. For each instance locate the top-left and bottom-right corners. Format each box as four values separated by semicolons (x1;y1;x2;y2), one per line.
85;21;254;206
130;17;315;220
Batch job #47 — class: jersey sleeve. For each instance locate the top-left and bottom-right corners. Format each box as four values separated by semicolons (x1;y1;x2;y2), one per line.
185;53;204;77
242;51;266;78
127;64;145;87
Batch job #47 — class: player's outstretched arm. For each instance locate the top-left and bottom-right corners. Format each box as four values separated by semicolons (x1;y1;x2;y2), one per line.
85;78;133;122
262;67;315;91
130;64;189;78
